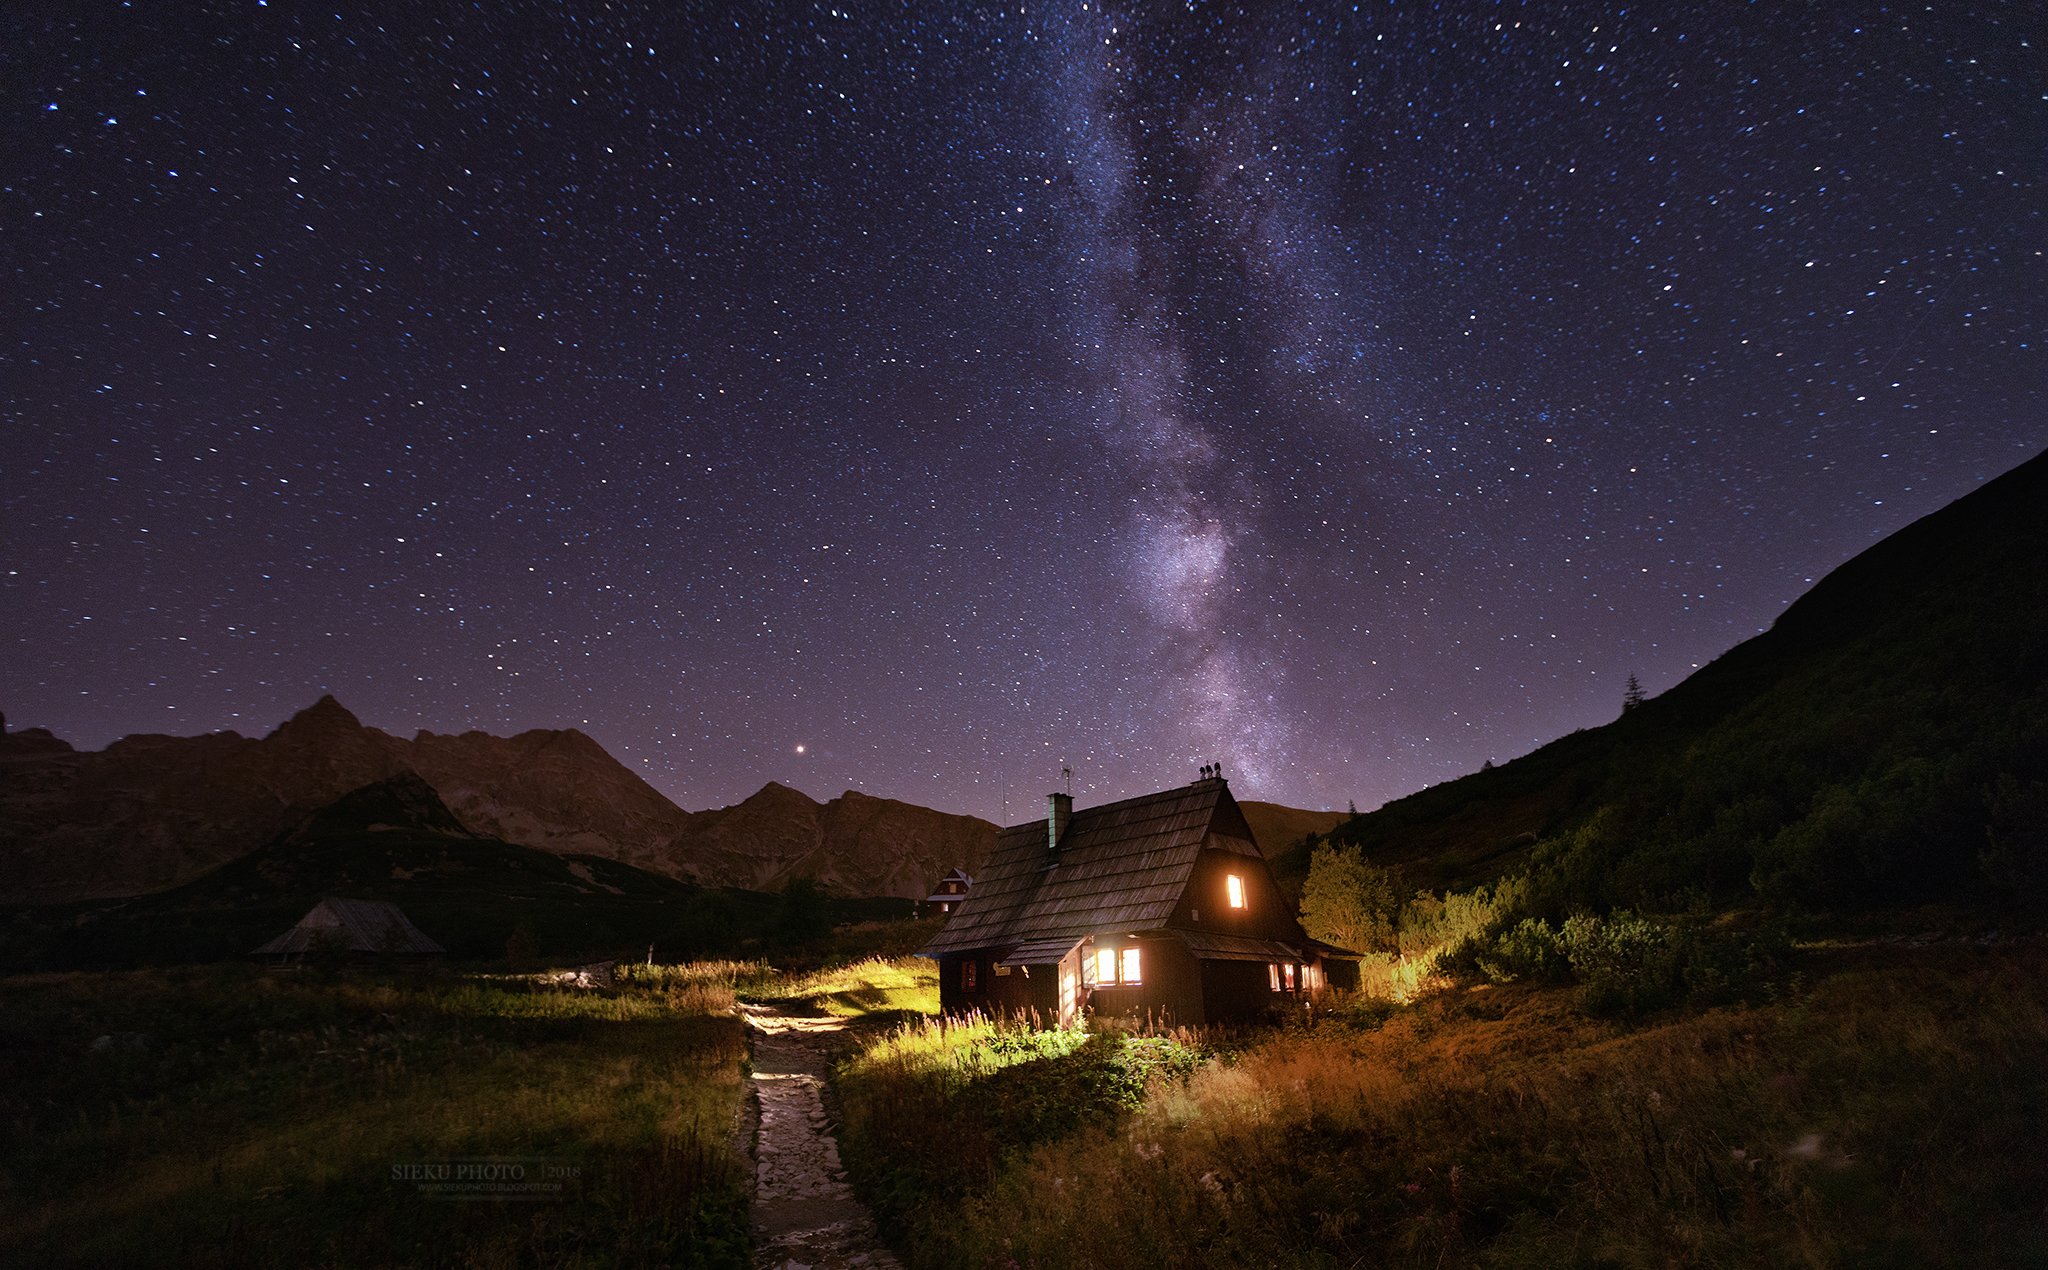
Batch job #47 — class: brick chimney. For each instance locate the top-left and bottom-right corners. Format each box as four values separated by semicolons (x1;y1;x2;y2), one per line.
1047;791;1072;860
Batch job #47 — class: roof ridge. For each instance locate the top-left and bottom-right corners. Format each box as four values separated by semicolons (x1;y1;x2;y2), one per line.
991;780;1223;833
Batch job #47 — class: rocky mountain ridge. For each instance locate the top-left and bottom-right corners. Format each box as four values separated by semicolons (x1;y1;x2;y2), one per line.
0;699;998;903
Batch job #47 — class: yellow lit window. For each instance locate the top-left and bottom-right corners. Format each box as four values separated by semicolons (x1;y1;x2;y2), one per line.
1283;963;1297;990
1097;947;1118;984
1226;873;1246;909
1268;962;1281;992
1120;946;1142;984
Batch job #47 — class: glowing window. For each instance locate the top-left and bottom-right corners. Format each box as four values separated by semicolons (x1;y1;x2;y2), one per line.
1097;947;1118;984
1121;946;1142;984
1226;873;1246;909
1283;963;1297;990
1268;963;1281;992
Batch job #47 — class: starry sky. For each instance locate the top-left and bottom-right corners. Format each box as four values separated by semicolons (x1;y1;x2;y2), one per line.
6;2;2043;824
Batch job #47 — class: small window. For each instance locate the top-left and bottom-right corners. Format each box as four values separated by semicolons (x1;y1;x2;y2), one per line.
1121;946;1142;985
1268;962;1281;992
994;962;1011;977
963;960;977;990
1226;873;1246;909
1283;963;1297;991
1096;947;1118;985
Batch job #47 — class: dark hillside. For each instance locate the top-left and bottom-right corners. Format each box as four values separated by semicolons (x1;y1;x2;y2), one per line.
1308;448;2048;914
0;773;928;970
0;774;700;968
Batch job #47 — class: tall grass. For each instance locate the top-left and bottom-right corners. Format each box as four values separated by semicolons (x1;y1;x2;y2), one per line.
0;962;755;1268
615;957;756;1015
757;955;939;1017
619;953;938;1017
841;946;2048;1268
835;1012;1206;1256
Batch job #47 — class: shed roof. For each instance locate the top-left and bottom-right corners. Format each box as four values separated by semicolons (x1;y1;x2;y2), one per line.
1001;936;1085;965
1175;931;1312;963
252;897;445;955
924;778;1250;956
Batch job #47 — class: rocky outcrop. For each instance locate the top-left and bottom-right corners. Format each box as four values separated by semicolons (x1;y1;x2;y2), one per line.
404;724;694;874
669;783;996;897
0;698;410;903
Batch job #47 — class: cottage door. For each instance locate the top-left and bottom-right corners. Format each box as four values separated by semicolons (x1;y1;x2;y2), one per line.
1059;958;1077;1026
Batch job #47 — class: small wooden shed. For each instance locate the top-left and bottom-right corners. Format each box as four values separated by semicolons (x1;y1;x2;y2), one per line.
924;867;973;914
922;770;1352;1025
252;897;446;957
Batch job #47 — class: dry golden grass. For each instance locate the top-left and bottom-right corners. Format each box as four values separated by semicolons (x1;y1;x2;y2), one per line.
765;955;939;1017
841;944;2048;1268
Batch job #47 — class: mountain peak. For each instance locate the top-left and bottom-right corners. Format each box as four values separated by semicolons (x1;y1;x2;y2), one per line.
296;771;471;839
749;780;812;801
270;694;364;739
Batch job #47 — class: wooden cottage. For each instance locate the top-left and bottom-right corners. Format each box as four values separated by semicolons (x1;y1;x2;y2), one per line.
922;769;1350;1025
925;867;973;914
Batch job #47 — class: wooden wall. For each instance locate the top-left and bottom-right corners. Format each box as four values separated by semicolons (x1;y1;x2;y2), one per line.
936;952;1058;1021
1085;934;1208;1026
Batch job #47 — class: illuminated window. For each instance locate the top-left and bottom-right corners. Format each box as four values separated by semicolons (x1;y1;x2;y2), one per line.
1283;963;1297;990
1121;946;1142;984
1097;947;1118;984
963;961;976;990
1226;873;1246;909
1268;963;1281;992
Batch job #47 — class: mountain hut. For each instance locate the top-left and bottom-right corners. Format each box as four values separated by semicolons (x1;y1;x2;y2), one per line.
921;769;1354;1025
252;897;446;958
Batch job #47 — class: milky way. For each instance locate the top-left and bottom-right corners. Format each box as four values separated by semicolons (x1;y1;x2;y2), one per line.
5;3;2042;823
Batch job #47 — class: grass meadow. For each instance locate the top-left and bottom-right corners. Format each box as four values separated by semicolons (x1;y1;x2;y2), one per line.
12;937;2044;1268
834;943;2048;1269
1;961;758;1268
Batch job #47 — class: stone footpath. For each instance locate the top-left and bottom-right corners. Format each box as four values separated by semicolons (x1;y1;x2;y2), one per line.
743;1004;902;1270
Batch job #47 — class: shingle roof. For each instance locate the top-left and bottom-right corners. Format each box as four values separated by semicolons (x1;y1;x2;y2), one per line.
1175;931;1309;962
252;897;445;955
1002;936;1086;964
923;779;1236;956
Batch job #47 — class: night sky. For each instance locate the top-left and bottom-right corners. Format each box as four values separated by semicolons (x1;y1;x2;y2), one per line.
6;3;2042;824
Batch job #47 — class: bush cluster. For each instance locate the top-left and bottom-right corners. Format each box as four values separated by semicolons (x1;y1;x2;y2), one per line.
1475;910;1791;1015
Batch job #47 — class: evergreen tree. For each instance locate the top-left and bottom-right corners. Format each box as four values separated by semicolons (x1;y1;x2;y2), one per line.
1622;673;1647;712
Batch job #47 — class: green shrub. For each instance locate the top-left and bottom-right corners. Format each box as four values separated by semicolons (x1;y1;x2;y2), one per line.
1678;918;1794;1007
1981;775;2048;901
1554;911;1792;1015
1478;917;1569;984
1559;910;1684;1015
